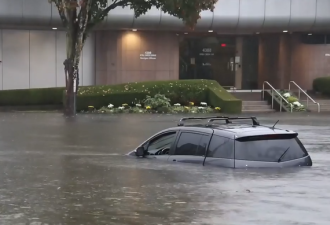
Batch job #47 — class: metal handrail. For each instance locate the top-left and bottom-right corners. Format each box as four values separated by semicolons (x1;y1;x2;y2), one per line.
289;81;320;113
262;81;293;112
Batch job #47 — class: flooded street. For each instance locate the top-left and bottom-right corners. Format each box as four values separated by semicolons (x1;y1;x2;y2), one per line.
0;112;329;225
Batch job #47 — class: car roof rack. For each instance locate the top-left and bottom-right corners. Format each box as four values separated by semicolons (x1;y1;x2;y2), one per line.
207;117;260;126
177;116;260;126
177;116;227;126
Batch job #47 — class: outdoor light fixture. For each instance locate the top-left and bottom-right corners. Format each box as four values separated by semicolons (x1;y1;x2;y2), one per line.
308;33;312;35
184;32;188;34
256;32;260;34
208;30;213;32
52;27;57;30
283;30;288;32
132;29;137;31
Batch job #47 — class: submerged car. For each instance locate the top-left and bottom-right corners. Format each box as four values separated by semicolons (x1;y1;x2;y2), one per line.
127;116;312;168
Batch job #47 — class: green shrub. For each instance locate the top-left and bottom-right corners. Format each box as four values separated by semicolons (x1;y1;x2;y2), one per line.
207;86;242;114
77;80;241;113
143;94;171;109
313;76;330;95
286;96;298;103
0;87;65;106
0;79;242;113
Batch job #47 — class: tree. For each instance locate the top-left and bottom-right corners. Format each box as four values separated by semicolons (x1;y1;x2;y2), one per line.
49;0;218;116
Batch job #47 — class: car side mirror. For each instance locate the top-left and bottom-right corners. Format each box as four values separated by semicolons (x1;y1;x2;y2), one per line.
135;147;145;157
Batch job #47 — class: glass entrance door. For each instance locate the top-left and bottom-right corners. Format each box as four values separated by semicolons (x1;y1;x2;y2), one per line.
209;44;236;87
179;35;236;87
241;36;259;89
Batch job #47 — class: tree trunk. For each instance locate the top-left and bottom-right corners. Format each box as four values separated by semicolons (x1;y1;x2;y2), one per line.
62;3;88;116
64;60;75;116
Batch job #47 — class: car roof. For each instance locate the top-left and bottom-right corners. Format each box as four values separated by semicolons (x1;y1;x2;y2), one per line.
162;117;297;139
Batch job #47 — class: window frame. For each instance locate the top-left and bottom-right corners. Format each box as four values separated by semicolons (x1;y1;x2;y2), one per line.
171;130;212;156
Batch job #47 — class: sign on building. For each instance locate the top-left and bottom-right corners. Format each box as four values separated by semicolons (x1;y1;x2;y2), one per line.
140;51;157;60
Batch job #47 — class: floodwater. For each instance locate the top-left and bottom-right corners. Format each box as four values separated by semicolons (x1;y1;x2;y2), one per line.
0;112;329;225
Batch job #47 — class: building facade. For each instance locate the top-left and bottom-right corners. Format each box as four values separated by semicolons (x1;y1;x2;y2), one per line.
1;0;330;90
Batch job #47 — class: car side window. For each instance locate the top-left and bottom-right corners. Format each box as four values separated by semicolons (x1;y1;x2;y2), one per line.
175;132;209;156
147;132;177;151
196;135;210;156
207;135;234;159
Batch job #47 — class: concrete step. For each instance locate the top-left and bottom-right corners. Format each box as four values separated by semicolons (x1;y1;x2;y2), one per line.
307;106;330;112
242;101;269;106
243;105;272;110
307;104;330;108
231;92;262;101
243;109;276;113
298;100;330;112
242;100;275;112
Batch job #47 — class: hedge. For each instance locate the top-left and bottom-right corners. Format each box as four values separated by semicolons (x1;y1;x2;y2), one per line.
313;76;330;95
0;79;242;113
76;79;242;113
0;87;65;106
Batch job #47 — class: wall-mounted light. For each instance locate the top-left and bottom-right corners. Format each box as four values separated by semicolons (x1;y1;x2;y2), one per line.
132;29;137;31
52;27;57;30
208;30;213;33
283;30;288;33
308;33;312;35
256;32;260;34
184;32;188;34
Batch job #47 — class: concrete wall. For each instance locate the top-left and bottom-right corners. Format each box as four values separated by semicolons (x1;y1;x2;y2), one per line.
258;34;330;90
95;31;179;85
1;0;330;33
0;29;95;90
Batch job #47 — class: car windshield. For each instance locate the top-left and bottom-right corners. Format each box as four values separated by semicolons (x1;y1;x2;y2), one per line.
234;135;308;162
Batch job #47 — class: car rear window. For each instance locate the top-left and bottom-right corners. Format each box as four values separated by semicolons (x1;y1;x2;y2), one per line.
234;134;308;162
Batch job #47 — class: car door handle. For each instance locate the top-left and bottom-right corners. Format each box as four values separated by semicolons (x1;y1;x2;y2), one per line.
173;159;176;162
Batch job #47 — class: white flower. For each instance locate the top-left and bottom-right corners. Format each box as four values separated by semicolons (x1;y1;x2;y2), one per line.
293;101;301;107
283;93;291;98
174;103;181;106
108;104;114;108
198;107;204;109
200;102;207;106
118;106;125;110
136;103;142;107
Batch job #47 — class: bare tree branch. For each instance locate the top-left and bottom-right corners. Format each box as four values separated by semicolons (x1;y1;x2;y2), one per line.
51;0;68;27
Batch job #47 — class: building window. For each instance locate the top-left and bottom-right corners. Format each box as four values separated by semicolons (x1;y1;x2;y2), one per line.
300;34;326;44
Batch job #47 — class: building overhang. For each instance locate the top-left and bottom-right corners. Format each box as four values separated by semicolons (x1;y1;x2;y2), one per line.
1;0;330;33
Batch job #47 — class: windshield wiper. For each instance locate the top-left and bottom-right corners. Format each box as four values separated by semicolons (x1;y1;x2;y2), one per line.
277;147;290;163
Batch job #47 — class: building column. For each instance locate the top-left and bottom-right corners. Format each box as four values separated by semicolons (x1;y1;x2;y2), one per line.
278;34;291;89
235;37;243;89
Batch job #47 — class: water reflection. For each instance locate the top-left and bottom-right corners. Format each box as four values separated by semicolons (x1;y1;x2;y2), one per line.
0;113;329;224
